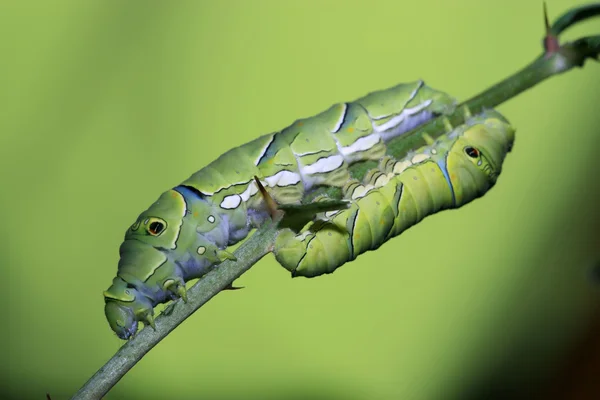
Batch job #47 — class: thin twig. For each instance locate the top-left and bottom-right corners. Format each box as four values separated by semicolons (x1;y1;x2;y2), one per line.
71;3;600;399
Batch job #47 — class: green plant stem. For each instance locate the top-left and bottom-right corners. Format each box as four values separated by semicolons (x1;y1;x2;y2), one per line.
550;3;600;36
70;4;599;400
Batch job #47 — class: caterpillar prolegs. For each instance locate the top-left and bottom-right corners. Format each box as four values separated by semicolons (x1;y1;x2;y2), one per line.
103;81;461;339
274;109;515;277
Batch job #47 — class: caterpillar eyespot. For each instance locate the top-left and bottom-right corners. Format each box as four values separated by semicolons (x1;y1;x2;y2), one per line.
104;80;515;340
147;218;166;236
464;146;479;158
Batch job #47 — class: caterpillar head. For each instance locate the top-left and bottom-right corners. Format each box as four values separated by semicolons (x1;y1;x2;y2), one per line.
105;303;137;340
446;111;515;205
103;277;153;339
461;144;498;181
105;188;236;339
103;190;190;339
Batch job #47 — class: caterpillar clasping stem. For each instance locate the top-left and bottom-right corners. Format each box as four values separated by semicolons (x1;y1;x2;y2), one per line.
143;313;156;330
165;281;188;303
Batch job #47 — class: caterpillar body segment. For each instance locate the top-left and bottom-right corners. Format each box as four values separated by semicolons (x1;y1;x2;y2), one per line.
273;110;516;278
104;81;456;339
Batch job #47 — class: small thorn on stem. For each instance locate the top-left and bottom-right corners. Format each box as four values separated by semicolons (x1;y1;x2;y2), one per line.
543;2;560;55
223;283;245;291
254;176;279;220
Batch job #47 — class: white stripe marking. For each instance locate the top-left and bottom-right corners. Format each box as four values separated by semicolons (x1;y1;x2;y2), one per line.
411;153;430;164
325;210;340;219
239;182;259;202
302;155;344;175
339;134;380;156
265;170;302;187
351;185;368;200
372;100;433;133
220;194;242;209
392;160;412;174
374;174;390;187
294;149;328;157
367;81;423;120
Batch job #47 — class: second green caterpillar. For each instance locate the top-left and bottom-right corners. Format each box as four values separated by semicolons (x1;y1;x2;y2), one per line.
274;110;515;277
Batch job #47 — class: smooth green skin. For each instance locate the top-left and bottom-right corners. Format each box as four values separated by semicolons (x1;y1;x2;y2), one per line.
103;80;457;339
274;110;515;277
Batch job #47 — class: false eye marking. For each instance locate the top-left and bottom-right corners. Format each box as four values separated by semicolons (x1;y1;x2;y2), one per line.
146;217;167;236
207;215;215;223
197;246;206;255
464;146;480;158
148;222;163;235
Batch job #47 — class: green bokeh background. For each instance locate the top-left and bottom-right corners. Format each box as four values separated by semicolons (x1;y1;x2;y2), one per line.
2;1;599;399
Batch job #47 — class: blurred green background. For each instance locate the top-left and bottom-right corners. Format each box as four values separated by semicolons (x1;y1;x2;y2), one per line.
2;1;599;399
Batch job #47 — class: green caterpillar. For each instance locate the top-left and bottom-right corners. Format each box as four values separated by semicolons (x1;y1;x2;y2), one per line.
103;80;461;339
274;110;515;277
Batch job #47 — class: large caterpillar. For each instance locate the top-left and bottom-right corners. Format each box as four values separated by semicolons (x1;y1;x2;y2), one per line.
104;81;460;339
274;109;515;277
